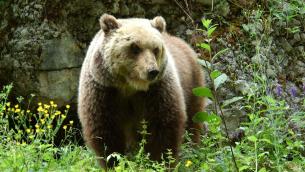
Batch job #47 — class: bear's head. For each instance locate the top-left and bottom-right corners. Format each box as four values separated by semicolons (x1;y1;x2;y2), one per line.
90;14;168;92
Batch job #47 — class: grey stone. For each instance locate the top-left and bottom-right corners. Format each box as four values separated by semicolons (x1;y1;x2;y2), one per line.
120;3;130;16
20;28;30;37
38;68;80;106
186;29;193;35
297;46;304;53
281;39;293;52
292;19;301;26
1;0;304;113
266;68;276;78
251;54;262;64
293;33;301;42
222;108;247;133
111;2;120;14
300;33;305;42
34;4;43;9
39;34;83;70
215;0;230;17
235;80;251;95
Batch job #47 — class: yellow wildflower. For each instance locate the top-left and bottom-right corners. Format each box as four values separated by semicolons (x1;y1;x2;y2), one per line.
40;119;45;124
29;135;34;139
15;109;21;113
26;129;31;133
63;125;67;130
47;125;52;129
45;113;49;117
51;115;55;119
14;104;19;108
44;104;50;109
69;120;74;125
55;111;61;115
36;128;41;133
38;102;42;106
44;110;48;114
53;104;58;108
61;115;66;119
66;105;70;109
50;101;54;105
37;106;43;112
6;102;10;107
26;110;30;113
185;160;193;167
35;124;39;128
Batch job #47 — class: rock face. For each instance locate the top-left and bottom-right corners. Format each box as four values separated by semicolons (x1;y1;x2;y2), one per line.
0;0;215;106
0;0;304;134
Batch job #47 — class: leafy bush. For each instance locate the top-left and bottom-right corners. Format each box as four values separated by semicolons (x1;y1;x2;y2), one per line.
0;84;72;145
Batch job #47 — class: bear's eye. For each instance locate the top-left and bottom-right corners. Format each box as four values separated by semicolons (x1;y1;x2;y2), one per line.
130;43;141;55
153;48;159;56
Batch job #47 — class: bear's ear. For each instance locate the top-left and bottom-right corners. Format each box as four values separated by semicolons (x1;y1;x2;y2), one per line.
151;16;166;33
99;14;120;33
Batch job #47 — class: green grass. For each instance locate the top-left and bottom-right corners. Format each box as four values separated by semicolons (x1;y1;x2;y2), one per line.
0;143;100;172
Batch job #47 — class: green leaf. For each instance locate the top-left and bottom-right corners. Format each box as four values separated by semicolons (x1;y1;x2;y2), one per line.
242;24;250;32
197;59;211;69
259;167;267;172
192;87;214;99
211;48;229;62
239;166;250;171
214;73;228;90
198;43;211;52
192;112;209;123
210;70;222;80
205;113;221;125
192;112;221;125
207;26;216;37
221;96;243;108
260;138;272;144
202;19;212;29
247;135;257;142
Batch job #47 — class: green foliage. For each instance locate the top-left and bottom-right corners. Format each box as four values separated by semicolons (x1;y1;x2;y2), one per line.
192;87;214;100
191;15;305;172
0;91;72;145
108;120;174;171
0;84;101;171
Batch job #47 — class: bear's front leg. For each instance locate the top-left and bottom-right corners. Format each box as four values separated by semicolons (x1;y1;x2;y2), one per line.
79;85;125;168
84;118;125;168
144;80;187;163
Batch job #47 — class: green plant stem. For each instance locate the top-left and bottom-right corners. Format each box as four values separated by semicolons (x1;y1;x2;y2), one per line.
214;92;239;172
203;51;239;172
254;141;258;172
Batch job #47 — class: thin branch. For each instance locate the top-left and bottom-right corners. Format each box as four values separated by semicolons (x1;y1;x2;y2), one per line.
174;0;196;27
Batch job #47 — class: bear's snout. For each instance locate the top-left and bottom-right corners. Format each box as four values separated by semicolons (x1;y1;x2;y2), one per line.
147;69;159;80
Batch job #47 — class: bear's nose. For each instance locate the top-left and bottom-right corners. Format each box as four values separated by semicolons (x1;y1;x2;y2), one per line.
147;69;160;81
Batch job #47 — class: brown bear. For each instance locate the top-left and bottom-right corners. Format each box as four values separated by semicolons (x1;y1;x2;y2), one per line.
78;14;205;168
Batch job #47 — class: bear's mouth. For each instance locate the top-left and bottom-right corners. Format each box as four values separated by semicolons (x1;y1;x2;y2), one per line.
126;77;150;91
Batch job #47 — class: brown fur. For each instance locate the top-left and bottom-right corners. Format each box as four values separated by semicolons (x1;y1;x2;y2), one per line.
78;14;204;168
